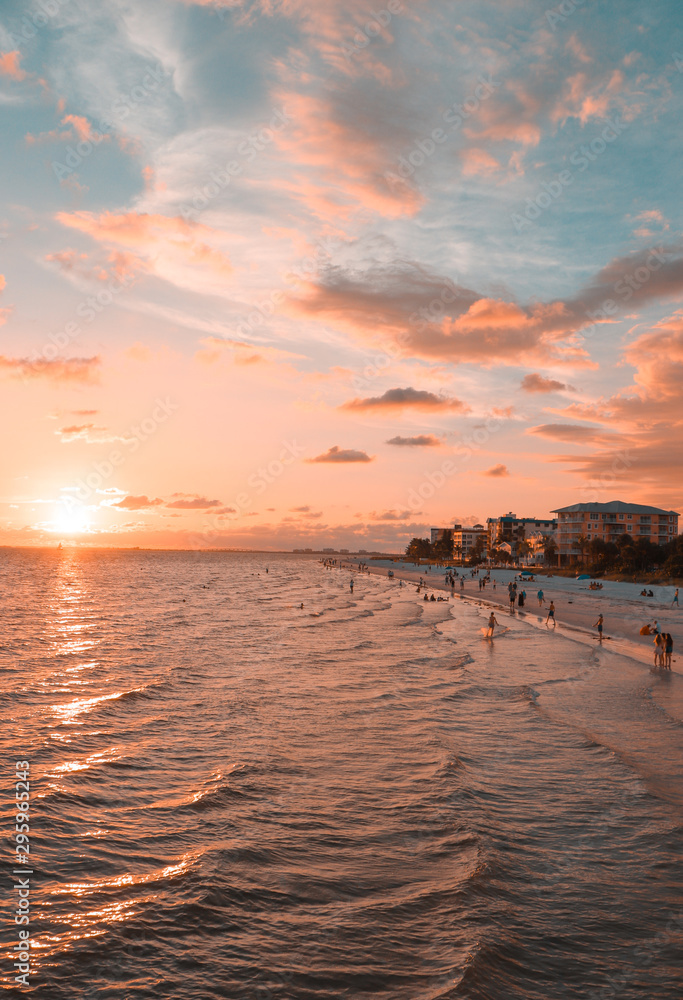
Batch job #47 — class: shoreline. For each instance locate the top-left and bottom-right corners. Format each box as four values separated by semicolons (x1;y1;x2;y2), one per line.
369;558;683;588
343;559;680;672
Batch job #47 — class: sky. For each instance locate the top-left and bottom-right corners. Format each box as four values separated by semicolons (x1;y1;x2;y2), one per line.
1;0;682;551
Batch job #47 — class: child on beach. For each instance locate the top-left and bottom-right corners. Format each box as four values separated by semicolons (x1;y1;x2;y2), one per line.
546;602;556;628
537;589;544;606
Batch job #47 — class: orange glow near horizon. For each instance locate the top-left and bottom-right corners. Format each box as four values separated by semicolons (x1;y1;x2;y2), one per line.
45;502;94;537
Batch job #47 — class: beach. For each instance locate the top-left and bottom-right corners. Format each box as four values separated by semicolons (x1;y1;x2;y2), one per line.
363;560;683;669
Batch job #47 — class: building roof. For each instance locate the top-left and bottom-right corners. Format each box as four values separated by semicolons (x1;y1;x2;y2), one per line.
486;515;556;523
552;501;679;516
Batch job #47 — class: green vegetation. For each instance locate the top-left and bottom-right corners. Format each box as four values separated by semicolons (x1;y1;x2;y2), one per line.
577;533;683;576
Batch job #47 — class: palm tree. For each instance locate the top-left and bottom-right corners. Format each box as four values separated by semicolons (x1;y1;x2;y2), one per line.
517;538;532;566
576;534;590;567
543;536;558;566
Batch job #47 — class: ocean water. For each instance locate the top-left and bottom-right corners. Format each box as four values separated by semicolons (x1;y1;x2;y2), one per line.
1;549;682;999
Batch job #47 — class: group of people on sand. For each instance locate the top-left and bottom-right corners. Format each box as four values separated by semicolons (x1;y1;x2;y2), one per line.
653;630;673;669
507;581;528;611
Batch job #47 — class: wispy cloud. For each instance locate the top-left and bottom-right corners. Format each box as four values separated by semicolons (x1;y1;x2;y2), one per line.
166;496;222;509
0;356;101;383
521;373;576;393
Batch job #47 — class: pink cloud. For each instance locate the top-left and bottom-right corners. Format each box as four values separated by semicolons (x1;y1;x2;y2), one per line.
26;114;110;147
46;249;145;285
285;249;683;368
307;446;373;463
195;338;304;370
0;355;100;384
461;148;501;177
112;495;164;511
56;423;119;443
386;434;442;447
521;373;576;393
528;423;618;444
341;387;466;413
482;464;509;477
552;69;624;126
0;51;26;81
56;211;233;283
273;90;424;219
166;497;222;509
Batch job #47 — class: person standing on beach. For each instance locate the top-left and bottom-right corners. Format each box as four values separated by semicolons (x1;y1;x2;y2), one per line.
672;589;679;607
350;579;354;593
593;614;604;642
664;633;673;669
509;587;516;614
537;589;545;606
546;601;556;628
653;632;664;667
486;613;498;637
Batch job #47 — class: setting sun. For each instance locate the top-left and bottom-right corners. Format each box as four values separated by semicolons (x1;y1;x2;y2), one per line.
48;503;93;536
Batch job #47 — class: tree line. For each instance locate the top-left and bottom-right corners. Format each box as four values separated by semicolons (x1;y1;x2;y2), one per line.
405;530;683;576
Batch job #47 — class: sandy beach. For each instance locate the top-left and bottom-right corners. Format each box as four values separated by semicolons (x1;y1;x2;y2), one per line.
350;560;683;671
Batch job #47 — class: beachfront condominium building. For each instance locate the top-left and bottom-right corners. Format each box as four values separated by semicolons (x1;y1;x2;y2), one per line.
430;528;449;545
486;513;557;558
552;501;679;565
453;523;487;563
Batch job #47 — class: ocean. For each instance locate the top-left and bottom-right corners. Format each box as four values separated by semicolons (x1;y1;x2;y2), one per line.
2;549;682;999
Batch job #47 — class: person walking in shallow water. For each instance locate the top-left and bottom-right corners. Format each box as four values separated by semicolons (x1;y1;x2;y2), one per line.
546;601;556;628
653;632;664;667
486;612;498;638
672;589;679;608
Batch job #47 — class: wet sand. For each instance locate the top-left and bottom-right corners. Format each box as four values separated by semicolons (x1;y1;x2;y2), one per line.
347;560;682;671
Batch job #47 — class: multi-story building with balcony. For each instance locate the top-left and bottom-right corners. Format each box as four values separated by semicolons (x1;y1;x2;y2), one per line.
430;528;449;545
486;513;557;559
452;523;487;563
552;501;679;565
